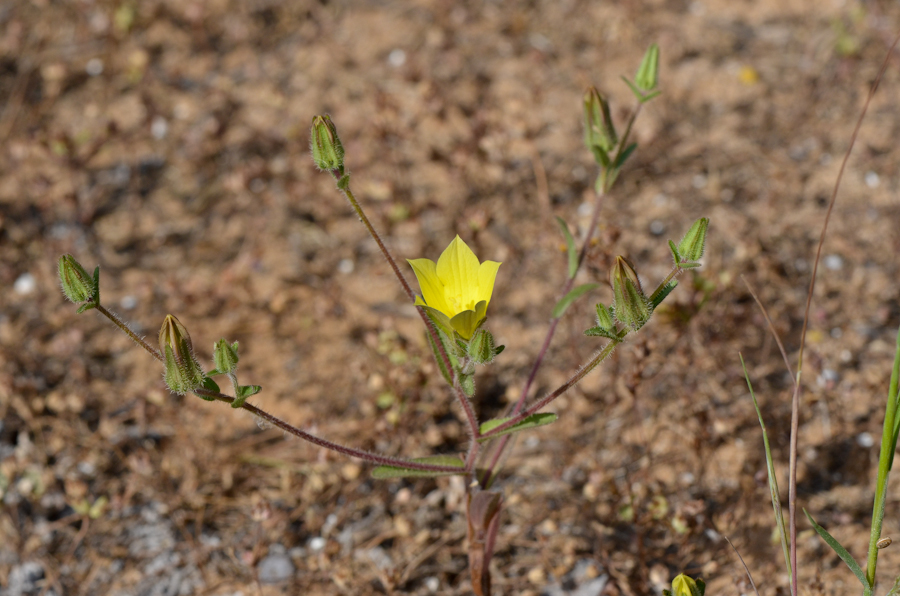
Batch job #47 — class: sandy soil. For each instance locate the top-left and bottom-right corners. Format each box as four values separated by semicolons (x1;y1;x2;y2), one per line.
3;0;900;594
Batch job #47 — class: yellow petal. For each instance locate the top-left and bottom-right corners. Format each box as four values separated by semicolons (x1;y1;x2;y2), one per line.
477;260;501;308
408;258;453;317
436;236;482;314
450;309;480;340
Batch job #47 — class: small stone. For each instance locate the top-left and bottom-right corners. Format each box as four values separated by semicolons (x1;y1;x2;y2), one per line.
258;553;294;584
14;273;35;296
527;566;546;584
309;536;326;552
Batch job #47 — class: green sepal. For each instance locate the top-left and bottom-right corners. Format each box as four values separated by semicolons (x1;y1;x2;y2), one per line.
232;384;261;408
555;216;578;279
493;344;505;357
668;240;681;265
460;373;475;397
468;329;499;365
650;280;678;309
76;303;97;314
426;327;454;386
92;266;100;305
336;173;351;190
552;283;600;319
591;145;611;169
804;509;869;592
679;262;702;269
371;455;466;479
477;412;558;442
621;76;662;103
584;325;621;341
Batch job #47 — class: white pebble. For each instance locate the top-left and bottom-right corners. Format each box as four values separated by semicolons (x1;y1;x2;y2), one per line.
692;174;707;189
865;171;880;188
857;432;874;448
309;537;326;552
424;576;440;592
150;116;168;139
649;220;665;235
120;295;138;310
85;58;104;76
388;49;406;67
337;259;354;274
823;254;843;270
14;273;35;295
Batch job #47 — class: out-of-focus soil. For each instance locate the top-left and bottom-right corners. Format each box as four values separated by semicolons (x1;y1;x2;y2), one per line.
3;1;900;594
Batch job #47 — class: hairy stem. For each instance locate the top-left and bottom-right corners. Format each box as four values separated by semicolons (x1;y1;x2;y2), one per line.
96;304;162;361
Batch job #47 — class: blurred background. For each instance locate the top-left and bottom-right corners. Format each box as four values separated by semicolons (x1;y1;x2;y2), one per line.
2;0;900;594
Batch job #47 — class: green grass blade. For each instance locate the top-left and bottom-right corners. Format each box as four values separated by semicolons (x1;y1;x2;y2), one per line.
804;508;869;592
741;355;792;581
886;325;900;470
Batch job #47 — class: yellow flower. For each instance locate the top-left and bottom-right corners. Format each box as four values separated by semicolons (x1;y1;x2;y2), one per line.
408;236;501;340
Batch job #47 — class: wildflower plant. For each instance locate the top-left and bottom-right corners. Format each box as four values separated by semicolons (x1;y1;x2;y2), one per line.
58;44;709;595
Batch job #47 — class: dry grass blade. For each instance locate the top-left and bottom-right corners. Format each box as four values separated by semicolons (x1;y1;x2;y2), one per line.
724;534;761;596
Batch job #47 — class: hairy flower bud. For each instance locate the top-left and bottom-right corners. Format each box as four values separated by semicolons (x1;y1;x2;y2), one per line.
676;217;709;263
58;254;98;304
213;339;240;375
611;256;652;330
583;87;617;155
635;44;660;92
159;315;204;394
309;114;345;171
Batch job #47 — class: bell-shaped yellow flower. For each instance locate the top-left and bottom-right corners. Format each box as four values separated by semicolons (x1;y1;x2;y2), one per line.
408;236;501;340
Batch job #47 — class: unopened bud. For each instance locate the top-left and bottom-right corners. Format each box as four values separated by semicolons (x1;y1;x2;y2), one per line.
310;114;344;171
676;217;709;263
611;256;651;330
58;254;98;304
213;339;239;375
159;314;204;394
583;87;617;156
635;43;660;91
467;329;503;365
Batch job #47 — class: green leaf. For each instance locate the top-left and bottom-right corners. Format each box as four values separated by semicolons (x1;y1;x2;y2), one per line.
232;384;261;408
679;262;702;269
613;142;638;170
650;280;678;309
804;508;869;591
371;455;466;479
75;303;97;314
638;90;662;104
552;283;600;319
92;266;101;304
478;412;558;442
621;76;644;101
555;216;578;279
426;325;454;386
668;240;681;265
584;325;621;341
742;355;791;581
201;377;220;393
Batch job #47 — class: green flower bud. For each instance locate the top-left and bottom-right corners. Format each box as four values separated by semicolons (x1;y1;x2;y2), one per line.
309;114;344;172
635;43;660;92
58;254;98;304
611;256;652;330
467;329;504;365
159;314;205;394
583;87;617;156
595;301;614;331
676;217;709;263
213;339;240;375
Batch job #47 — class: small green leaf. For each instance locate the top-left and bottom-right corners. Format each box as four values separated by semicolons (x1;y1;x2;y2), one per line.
201;377;220;393
92;266;100;304
552;283;600;319
804;508;868;591
75;303;97;314
584;326;621;341
426;328;454;386
371;455;466;479
232;384;261;408
555;216;578;279
478;412;558;442
613;142;638;169
650;280;678;309
668;240;681;265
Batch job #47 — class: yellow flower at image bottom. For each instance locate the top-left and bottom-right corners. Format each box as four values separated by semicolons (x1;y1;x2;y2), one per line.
408;236;501;340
